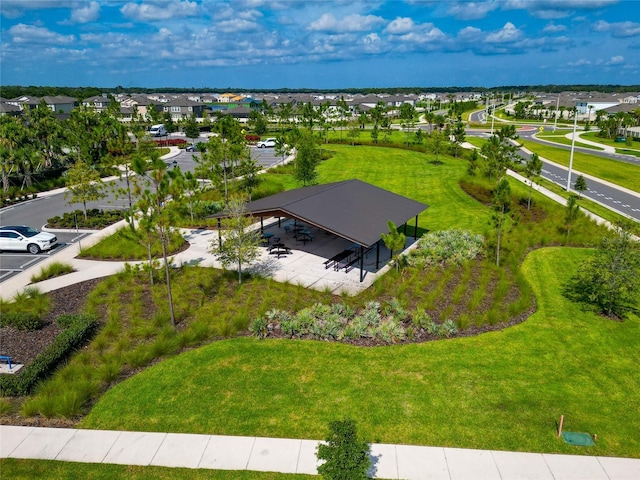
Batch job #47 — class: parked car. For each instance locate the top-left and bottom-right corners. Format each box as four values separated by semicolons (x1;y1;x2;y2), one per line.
185;143;198;152
257;137;276;148
0;225;58;254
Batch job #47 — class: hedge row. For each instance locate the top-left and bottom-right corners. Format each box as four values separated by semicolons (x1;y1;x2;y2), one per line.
0;312;42;331
0;314;99;397
153;138;187;146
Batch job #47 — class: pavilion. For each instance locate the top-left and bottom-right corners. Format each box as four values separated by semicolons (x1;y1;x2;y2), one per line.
214;179;428;282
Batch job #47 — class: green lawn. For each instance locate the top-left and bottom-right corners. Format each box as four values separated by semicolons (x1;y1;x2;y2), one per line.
80;247;640;458
0;459;315;479
518;139;640;193
536;133;604;150
316;144;492;233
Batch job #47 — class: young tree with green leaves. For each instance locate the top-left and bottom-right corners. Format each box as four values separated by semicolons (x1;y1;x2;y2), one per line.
574;174;588;199
492;177;511;266
399;103;416;146
294;129;320;186
450;114;466;157
381;220;407;272
564;194;580;236
430;130;445;162
480;125;520;180
214;195;261;284
131;153;184;326
317;419;370;480
467;149;479;176
524;153;543;210
0;115;29;194
565;222;640;318
183;115;200;142
347;126;361;146
64;161;106;220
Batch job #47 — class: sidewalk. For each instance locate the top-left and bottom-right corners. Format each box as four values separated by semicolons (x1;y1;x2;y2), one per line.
2;425;638;479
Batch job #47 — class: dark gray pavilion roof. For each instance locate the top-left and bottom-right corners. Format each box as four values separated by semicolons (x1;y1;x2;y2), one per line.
230;179;428;247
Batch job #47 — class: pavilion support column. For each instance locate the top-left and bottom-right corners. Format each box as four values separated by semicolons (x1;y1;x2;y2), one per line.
376;240;380;269
260;217;264;232
278;217;281;227
403;223;407;235
217;218;222;253
359;245;364;282
414;215;419;239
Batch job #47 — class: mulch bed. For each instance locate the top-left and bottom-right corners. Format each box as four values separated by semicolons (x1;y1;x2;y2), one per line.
1;279;103;366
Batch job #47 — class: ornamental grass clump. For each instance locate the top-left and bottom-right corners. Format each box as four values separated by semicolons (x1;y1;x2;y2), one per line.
408;229;484;268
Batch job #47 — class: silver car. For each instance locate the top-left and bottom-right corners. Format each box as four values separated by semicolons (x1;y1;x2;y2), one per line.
0;225;58;254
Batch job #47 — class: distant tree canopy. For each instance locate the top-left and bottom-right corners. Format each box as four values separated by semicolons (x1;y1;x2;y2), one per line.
2;84;639;100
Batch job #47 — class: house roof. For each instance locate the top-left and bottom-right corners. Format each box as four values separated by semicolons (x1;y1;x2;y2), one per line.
219;179;428;247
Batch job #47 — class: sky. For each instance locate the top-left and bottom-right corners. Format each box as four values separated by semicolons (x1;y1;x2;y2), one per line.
1;0;639;90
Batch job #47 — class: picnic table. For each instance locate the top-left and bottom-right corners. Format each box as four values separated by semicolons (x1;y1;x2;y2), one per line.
295;230;314;244
269;243;292;259
261;232;274;246
324;249;353;271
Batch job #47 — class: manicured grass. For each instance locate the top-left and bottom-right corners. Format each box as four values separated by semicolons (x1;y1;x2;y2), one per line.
316;144;492;233
518;139;640;193
0;459;315;479
80;247;640;458
582;131;640;151
79;226;187;260
536;133;604;150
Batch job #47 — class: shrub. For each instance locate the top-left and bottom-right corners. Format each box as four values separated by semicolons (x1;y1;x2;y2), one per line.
317;419;371;480
408;229;484;268
0;311;42;331
30;261;75;283
0;314;98;397
250;317;269;339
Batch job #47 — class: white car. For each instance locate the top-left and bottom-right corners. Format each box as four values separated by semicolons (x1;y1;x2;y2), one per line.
0;225;58;254
256;137;276;148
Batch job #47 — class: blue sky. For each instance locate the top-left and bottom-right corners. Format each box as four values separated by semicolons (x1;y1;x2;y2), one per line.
1;0;638;89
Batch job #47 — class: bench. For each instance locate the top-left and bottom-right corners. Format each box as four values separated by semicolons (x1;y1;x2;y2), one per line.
0;355;13;370
343;256;361;273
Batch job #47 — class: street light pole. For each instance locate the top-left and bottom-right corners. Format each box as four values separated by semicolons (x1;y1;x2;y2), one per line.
553;95;559;132
490;101;495;136
566;106;578;191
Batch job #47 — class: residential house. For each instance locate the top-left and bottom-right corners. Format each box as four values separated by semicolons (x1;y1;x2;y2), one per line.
82;95;111;111
162;98;205;121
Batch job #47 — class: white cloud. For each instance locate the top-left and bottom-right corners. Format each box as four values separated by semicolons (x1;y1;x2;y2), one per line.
1;0;83;18
217;19;260;33
607;55;624;65
70;1;100;24
543;22;566;33
504;0;619;19
568;58;591;67
120;1;200;21
457;26;483;42
485;22;522;43
8;24;75;45
385;17;414;35
447;1;499;20
308;13;385;33
593;20;640;38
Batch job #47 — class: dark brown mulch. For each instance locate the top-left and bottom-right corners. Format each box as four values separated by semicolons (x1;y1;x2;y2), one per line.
0;279;103;365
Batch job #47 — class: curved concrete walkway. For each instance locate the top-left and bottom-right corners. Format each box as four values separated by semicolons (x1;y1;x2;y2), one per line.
2;425;638;479
565;132;616;153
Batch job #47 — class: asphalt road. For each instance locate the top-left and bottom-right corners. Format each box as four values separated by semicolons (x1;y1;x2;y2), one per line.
467;129;640;222
0;144;281;284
